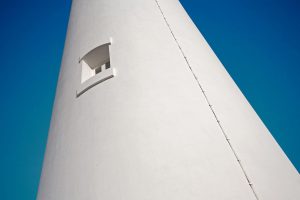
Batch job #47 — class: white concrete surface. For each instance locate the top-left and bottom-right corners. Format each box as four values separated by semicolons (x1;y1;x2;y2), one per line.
37;0;300;199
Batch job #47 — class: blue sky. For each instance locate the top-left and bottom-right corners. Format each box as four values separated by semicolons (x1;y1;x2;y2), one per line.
0;0;299;199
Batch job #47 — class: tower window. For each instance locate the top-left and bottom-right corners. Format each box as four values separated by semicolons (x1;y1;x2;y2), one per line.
76;42;115;97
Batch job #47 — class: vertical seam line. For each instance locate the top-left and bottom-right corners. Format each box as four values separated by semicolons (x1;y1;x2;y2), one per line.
154;0;259;199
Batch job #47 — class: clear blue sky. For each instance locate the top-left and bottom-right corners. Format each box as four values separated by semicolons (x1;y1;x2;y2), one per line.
0;0;299;199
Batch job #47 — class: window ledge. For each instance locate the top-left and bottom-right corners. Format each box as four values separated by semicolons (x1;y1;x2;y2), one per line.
76;67;115;97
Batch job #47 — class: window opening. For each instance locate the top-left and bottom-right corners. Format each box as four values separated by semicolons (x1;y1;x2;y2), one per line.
77;42;114;97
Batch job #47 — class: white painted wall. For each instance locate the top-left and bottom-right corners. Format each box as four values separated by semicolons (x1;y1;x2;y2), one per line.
37;0;300;199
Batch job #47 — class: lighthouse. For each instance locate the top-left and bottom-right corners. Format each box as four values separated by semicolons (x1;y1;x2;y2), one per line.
37;0;300;199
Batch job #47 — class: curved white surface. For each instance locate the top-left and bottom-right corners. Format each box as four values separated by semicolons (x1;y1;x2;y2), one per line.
37;0;300;199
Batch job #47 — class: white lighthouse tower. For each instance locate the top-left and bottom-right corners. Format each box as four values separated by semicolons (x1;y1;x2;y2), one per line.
37;0;300;199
